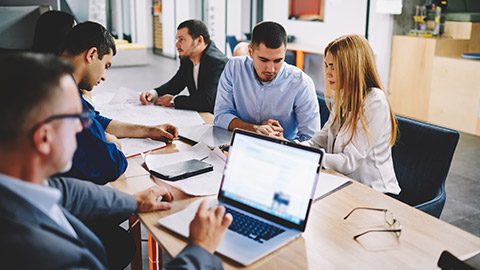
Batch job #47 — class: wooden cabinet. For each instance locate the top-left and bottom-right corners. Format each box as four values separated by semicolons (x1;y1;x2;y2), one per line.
388;22;480;135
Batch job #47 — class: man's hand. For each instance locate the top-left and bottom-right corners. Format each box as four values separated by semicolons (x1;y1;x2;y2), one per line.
105;132;122;150
263;119;283;133
140;91;157;105
189;200;233;254
133;186;174;212
253;119;283;137
149;124;178;144
154;94;174;107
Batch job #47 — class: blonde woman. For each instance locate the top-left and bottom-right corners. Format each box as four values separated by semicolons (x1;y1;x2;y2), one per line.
304;35;400;194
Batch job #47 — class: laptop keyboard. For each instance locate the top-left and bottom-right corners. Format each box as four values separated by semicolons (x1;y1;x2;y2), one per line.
225;206;285;243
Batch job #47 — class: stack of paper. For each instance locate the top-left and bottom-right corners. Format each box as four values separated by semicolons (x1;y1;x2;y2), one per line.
144;143;226;196
94;87;205;157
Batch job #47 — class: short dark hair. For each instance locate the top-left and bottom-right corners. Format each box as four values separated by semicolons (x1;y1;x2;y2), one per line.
0;53;74;144
32;10;75;56
61;21;116;59
251;21;287;49
177;19;211;45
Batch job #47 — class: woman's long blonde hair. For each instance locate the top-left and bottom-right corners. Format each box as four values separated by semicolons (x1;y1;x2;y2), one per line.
324;34;397;146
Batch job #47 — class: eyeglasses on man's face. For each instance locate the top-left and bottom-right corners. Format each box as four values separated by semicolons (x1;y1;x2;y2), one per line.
31;111;94;132
344;207;402;240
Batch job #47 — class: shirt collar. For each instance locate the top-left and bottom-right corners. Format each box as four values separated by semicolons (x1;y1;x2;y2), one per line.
0;173;61;215
249;57;286;87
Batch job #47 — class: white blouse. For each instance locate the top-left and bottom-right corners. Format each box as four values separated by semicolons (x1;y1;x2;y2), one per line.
302;88;401;194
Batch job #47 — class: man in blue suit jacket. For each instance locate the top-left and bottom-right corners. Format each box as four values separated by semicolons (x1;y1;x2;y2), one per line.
0;53;232;269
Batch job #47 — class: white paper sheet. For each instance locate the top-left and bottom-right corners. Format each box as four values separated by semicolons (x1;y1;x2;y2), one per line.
314;173;352;201
119;137;166;158
95;87;205;127
93;87;205;157
144;143;226;196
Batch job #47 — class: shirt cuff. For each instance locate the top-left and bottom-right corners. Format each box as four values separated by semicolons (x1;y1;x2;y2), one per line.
148;89;159;100
215;114;237;130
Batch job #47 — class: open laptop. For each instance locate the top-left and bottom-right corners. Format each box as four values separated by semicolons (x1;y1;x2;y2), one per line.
158;129;324;265
178;124;233;149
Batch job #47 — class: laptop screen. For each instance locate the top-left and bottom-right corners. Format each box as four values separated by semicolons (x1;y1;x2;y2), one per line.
219;130;322;229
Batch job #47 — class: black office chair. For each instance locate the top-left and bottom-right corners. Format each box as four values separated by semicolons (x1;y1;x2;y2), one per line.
392;116;460;218
317;93;330;128
226;35;238;55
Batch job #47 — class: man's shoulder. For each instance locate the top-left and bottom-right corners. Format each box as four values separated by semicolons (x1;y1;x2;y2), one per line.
226;56;250;68
204;42;228;64
280;63;314;87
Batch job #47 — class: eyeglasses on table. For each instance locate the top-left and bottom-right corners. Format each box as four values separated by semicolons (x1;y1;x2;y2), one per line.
344;207;402;240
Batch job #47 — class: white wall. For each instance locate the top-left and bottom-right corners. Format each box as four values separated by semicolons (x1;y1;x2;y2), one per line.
368;0;394;92
226;0;243;38
205;0;226;54
161;0;176;57
263;0;367;50
263;0;394;91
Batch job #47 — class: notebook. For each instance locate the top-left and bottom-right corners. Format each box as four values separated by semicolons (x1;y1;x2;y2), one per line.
178;124;232;149
158;129;324;266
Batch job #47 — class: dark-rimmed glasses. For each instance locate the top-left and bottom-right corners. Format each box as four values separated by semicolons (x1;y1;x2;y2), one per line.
344;207;402;240
31;111;95;132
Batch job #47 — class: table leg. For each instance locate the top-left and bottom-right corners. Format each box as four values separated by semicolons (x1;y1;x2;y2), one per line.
148;233;162;270
296;50;304;71
129;215;142;270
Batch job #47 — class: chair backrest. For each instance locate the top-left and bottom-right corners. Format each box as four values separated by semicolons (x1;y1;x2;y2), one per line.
226;35;238;55
392;116;459;209
316;94;330;128
0;6;49;50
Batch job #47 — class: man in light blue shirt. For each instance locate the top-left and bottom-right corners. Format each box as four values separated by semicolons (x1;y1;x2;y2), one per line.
214;21;320;141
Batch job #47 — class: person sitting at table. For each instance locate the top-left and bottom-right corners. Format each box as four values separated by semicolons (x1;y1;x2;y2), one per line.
139;19;228;113
214;21;320;141
0;52;232;270
233;41;250;57
31;10;95;105
279;34;400;194
59;21;178;184
32;10;76;56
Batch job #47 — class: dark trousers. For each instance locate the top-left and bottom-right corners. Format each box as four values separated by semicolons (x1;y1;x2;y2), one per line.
85;221;136;270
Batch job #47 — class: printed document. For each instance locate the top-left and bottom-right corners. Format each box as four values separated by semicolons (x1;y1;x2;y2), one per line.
94;87;204;157
144;143;226;196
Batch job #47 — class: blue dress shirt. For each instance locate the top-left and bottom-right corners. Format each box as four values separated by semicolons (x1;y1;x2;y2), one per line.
0;173;78;238
214;56;320;141
60;90;127;184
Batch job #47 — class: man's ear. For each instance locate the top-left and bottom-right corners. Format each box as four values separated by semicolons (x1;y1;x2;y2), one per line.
85;47;98;64
197;35;204;46
32;125;53;155
248;45;253;58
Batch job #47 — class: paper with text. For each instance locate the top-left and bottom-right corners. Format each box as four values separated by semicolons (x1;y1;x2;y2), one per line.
95;87;205;127
144;143;226;196
94;87;204;157
119;137;166;158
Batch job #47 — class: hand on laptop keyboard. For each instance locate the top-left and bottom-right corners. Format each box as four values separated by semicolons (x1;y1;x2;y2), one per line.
188;199;233;253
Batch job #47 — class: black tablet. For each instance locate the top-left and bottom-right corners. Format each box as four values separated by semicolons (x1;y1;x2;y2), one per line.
150;159;213;181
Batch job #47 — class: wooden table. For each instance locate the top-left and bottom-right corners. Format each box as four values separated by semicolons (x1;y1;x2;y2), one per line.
112;113;480;269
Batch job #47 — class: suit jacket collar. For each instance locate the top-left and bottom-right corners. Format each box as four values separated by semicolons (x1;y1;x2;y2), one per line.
0;184;107;266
